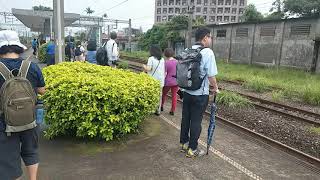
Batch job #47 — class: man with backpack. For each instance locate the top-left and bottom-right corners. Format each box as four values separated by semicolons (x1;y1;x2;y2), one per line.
105;32;119;67
75;41;85;62
176;27;219;158
0;30;46;180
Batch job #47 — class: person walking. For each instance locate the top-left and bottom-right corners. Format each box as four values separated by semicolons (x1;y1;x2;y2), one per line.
143;45;165;115
161;48;179;116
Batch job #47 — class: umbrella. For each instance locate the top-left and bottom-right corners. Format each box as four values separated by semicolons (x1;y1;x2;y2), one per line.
207;95;217;155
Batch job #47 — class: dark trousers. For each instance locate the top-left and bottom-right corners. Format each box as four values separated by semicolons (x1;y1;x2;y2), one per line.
180;92;209;150
47;54;55;66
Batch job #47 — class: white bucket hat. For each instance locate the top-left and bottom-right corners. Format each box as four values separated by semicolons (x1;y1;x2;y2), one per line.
0;30;27;50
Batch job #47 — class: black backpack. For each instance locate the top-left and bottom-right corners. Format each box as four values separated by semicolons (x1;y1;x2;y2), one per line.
176;47;206;90
75;46;82;56
96;43;108;66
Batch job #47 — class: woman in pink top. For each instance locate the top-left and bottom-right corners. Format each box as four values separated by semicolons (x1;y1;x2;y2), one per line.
161;48;179;115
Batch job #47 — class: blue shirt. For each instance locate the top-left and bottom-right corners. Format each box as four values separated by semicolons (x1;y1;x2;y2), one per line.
47;42;55;55
86;51;97;64
184;45;218;96
0;58;45;131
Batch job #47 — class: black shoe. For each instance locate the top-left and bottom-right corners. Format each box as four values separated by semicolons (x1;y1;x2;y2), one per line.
161;107;164;111
169;111;174;116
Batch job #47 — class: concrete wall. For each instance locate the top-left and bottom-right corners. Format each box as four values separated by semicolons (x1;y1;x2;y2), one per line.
280;19;317;69
207;17;320;71
212;26;232;60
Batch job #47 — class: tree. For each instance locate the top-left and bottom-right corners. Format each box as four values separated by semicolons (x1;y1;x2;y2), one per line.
283;0;320;17
138;15;188;50
193;17;205;27
241;4;264;22
85;7;95;16
266;0;285;20
33;5;52;11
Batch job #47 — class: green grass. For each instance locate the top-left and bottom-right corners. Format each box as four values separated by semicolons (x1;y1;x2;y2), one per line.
310;127;320;135
117;61;129;69
217;61;320;105
122;52;320;106
217;91;252;108
121;51;149;63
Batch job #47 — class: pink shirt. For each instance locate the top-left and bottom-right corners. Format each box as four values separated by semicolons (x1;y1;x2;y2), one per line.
164;58;178;87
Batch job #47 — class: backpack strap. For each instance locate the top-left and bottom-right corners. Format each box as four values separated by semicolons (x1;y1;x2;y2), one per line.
18;61;31;78
0;62;13;80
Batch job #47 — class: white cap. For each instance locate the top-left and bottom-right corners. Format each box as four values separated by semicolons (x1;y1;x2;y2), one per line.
0;30;27;50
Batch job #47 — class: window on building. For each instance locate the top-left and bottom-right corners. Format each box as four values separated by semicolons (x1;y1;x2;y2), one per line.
203;7;208;14
290;24;311;36
218;8;223;14
196;7;202;12
169;8;174;13
163;0;167;6
210;8;216;14
162;16;167;21
236;28;249;37
217;16;223;22
225;8;230;13
224;16;229;21
232;0;237;5
176;0;181;5
191;0;195;5
210;0;216;5
225;0;231;5
204;0;208;5
182;0;187;5
197;0;202;5
218;0;224;5
260;26;276;36
157;16;161;22
210;16;215;22
182;8;187;13
175;8;181;13
203;16;208;22
240;0;244;6
157;0;161;6
169;0;174;5
239;8;244;14
217;29;227;37
168;15;173;21
232;8;237;14
157;8;161;14
163;8;167;13
231;16;236;22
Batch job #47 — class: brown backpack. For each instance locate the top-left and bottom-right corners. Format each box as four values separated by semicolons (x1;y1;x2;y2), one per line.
0;61;37;135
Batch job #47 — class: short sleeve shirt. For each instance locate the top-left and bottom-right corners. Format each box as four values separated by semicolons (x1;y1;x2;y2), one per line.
147;56;165;87
184;45;218;96
0;58;45;131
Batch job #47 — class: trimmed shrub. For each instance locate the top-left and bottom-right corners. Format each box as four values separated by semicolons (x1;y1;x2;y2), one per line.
39;43;48;63
42;62;160;141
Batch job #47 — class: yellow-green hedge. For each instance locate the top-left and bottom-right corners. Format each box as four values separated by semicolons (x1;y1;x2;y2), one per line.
38;43;48;63
42;62;160;141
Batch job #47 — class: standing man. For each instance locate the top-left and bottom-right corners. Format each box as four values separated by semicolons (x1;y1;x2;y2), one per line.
105;32;119;67
0;30;46;180
180;27;219;158
46;39;55;66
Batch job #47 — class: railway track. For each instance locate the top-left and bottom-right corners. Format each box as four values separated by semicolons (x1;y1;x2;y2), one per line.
123;58;320;171
121;59;320;127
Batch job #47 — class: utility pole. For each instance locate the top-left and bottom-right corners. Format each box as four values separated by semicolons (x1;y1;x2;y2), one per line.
186;5;194;48
53;0;65;64
107;25;110;38
128;18;132;52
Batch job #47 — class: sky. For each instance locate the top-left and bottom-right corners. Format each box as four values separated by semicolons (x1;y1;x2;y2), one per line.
0;0;274;32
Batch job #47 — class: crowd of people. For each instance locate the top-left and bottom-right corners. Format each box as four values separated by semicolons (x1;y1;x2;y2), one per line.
0;26;218;180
